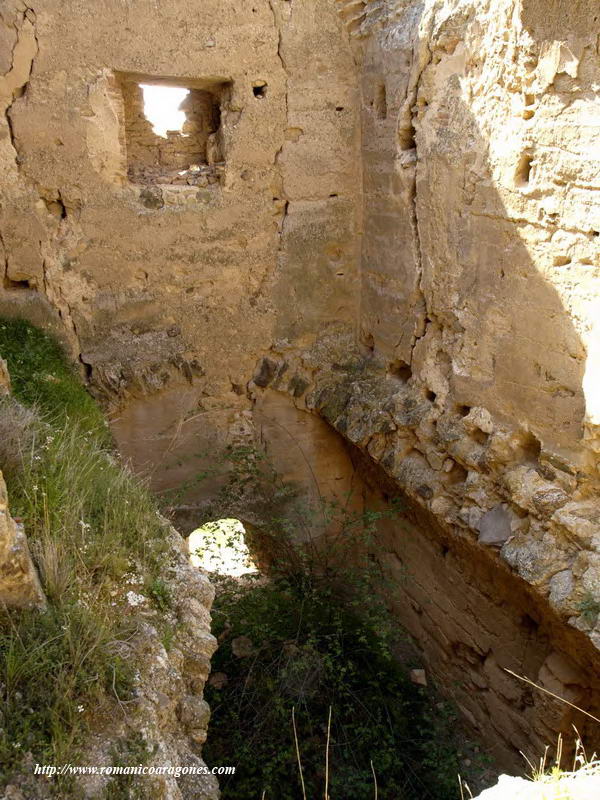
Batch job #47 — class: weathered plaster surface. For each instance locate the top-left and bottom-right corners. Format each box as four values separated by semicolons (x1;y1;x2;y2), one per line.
1;0;360;407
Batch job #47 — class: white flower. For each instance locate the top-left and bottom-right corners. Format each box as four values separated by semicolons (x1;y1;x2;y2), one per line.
77;705;84;713
126;591;146;607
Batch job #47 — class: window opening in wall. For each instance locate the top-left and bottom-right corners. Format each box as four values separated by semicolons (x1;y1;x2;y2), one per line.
118;74;230;187
140;84;189;137
188;519;257;577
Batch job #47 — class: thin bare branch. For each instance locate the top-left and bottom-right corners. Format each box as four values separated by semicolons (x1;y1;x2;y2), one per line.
292;706;307;800
325;705;332;800
504;668;600;724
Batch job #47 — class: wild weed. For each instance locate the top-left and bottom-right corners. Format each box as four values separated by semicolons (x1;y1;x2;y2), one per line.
0;320;169;787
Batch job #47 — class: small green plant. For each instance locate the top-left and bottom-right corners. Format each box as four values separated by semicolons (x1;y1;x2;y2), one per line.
146;577;172;611
159;622;176;653
577;593;600;626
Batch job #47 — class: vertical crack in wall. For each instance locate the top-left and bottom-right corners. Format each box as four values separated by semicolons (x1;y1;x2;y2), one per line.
269;0;288;190
0;229;9;288
268;0;291;245
0;7;38;168
403;15;434;366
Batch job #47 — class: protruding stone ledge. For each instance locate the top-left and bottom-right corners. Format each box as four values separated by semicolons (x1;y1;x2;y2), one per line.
0;468;46;610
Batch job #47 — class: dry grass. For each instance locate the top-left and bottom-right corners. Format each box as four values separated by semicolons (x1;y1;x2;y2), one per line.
0;328;170;789
528;734;599;795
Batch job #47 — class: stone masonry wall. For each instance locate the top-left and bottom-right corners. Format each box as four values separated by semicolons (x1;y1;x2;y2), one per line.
351;0;600;692
244;0;600;766
248;328;600;769
249;0;600;766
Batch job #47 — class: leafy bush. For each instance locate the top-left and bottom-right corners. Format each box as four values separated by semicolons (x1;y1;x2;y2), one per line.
203;496;465;800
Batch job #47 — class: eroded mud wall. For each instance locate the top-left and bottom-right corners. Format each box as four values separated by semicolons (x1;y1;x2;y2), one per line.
0;0;361;492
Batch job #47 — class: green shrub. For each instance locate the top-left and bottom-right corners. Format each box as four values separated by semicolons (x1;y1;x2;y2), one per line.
202;489;468;800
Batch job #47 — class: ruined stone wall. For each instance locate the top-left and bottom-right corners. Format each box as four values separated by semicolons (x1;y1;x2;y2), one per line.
354;0;600;633
0;0;360;448
320;0;600;766
249;329;600;768
2;0;600;777
358;0;600;467
241;0;600;767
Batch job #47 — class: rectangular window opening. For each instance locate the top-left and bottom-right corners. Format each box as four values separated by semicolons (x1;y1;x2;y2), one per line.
116;73;231;187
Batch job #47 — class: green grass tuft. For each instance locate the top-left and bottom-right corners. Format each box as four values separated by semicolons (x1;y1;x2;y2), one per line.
0;321;170;790
0;317;109;444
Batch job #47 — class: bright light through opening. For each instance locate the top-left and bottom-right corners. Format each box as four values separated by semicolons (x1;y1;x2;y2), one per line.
188;519;258;577
140;84;189;138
